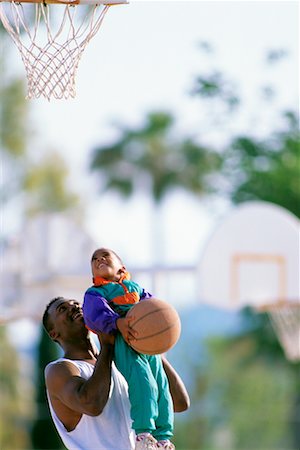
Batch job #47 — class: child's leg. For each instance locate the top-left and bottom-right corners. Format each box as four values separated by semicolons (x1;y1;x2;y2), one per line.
148;355;174;442
114;333;159;435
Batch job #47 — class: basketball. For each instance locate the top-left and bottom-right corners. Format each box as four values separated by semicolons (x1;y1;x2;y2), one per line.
126;298;181;355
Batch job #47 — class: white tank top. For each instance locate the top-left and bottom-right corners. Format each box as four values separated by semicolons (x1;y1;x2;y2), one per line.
46;359;135;450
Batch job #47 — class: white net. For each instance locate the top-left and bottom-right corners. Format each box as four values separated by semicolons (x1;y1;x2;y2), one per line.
0;1;111;100
264;302;300;362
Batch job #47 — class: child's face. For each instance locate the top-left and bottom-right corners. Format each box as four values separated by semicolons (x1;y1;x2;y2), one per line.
91;248;125;282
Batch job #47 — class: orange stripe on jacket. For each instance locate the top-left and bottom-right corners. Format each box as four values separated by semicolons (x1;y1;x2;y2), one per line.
93;272;131;286
113;292;140;305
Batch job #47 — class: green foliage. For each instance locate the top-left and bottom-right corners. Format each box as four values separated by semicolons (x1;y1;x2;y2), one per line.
0;35;30;207
1;35;80;219
91;47;298;221
0;34;28;158
90;111;221;203
23;152;80;215
222;111;300;218
191;71;240;111
199;334;296;449
0;326;33;449
172;308;299;449
174;416;207;450
0;77;29;157
190;45;299;219
31;326;65;449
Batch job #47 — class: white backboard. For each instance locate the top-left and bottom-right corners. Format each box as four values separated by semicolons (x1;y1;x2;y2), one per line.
198;201;300;309
0;213;97;323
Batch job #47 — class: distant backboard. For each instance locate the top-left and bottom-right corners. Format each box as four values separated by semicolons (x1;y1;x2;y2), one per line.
198;201;299;309
0;213;97;324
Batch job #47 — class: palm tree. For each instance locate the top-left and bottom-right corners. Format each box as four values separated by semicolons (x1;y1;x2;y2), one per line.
90;111;221;261
91;111;220;202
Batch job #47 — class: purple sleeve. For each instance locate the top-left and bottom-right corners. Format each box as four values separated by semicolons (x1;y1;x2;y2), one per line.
83;290;120;334
140;289;152;300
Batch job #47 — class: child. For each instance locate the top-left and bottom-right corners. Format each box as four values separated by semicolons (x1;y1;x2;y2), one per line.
83;247;175;450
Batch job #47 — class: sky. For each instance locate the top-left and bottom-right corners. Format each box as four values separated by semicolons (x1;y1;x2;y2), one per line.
4;0;299;269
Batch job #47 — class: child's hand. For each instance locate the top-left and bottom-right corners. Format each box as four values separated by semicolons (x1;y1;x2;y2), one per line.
116;317;137;344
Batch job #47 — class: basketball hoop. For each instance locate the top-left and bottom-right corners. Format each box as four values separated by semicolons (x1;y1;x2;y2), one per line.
0;0;127;100
257;300;300;363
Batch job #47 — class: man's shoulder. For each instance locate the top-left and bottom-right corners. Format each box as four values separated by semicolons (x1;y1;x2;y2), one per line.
45;359;80;382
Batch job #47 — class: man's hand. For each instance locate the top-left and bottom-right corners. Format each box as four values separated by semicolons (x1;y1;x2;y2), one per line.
97;331;115;347
116;316;137;344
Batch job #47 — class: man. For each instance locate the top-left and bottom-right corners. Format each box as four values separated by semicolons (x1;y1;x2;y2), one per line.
43;297;190;450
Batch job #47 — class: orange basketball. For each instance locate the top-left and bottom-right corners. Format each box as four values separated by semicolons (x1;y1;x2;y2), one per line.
126;298;181;355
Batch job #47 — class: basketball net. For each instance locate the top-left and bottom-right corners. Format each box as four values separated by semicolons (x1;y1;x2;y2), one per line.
0;1;124;100
259;301;300;363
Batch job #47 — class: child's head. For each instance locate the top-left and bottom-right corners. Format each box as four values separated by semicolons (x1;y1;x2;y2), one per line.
91;248;126;282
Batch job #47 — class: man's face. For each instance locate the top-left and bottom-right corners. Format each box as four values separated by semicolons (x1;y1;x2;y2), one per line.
91;248;125;282
48;298;85;342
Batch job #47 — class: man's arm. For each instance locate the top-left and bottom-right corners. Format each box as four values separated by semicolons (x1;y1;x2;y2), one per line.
45;339;114;417
162;356;190;413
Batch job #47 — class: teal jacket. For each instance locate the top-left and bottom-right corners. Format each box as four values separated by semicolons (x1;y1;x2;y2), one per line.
83;273;152;334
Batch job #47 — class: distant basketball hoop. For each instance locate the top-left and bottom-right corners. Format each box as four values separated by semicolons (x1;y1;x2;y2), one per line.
257;300;300;363
0;0;128;100
198;201;300;363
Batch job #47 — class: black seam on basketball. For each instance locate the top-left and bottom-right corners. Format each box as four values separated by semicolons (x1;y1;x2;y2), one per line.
130;307;172;328
133;322;178;341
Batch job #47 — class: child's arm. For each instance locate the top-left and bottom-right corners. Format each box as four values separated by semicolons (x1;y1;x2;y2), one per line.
83;290;120;334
